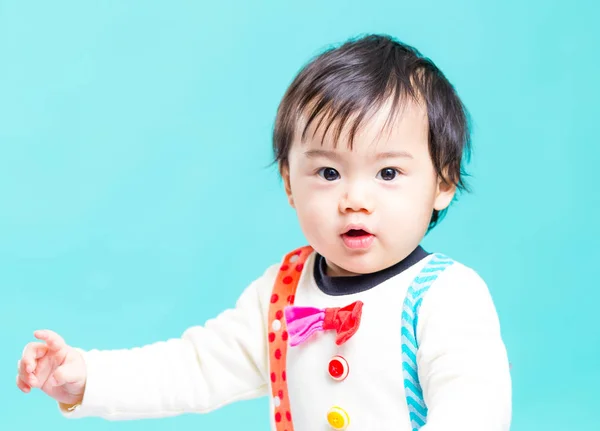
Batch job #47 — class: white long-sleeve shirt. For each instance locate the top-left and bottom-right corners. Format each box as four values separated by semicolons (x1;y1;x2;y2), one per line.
60;250;511;430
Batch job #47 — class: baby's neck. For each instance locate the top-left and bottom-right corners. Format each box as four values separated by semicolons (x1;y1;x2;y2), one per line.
315;246;430;296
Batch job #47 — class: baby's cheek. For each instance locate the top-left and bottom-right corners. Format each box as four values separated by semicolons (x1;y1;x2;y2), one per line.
301;209;333;242
295;205;323;235
303;192;333;214
379;195;428;232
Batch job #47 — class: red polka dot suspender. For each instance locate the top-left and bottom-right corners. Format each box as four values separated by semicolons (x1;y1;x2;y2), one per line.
267;245;313;431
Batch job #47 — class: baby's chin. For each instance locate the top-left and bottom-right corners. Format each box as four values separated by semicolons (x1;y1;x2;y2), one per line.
323;253;398;277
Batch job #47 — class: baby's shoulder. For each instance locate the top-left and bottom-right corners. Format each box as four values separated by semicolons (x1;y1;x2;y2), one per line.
245;246;315;301
433;255;485;284
421;254;496;309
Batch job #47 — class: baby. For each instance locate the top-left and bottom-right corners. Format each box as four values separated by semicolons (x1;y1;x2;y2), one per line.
16;34;511;431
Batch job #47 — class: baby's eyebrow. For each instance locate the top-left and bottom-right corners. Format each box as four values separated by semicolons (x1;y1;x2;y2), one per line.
376;151;414;160
303;149;341;160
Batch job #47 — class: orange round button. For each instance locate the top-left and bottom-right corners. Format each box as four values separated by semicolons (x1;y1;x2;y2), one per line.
327;406;350;430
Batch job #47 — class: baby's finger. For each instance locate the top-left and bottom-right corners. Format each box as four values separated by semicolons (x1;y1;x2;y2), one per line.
21;342;48;374
16;374;31;393
17;365;40;388
34;329;67;352
50;363;81;387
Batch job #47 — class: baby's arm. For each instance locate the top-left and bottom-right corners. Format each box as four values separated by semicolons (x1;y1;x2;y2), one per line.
416;264;512;431
62;264;278;420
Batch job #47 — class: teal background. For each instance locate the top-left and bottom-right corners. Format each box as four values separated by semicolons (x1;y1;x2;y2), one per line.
1;1;598;429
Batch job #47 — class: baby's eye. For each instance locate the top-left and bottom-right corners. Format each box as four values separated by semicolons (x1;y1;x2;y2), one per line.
377;167;400;181
318;167;340;181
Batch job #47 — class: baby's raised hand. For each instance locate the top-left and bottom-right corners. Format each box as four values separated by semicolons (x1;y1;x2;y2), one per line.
17;330;87;407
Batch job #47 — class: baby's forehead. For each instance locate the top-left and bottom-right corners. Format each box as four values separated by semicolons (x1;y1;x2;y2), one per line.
296;99;428;154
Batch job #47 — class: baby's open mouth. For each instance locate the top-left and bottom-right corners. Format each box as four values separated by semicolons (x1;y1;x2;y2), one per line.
344;229;370;237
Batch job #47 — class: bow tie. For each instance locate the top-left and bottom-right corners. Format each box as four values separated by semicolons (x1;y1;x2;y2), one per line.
284;301;363;347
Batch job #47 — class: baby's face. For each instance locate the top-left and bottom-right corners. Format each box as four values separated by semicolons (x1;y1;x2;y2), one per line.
282;99;455;276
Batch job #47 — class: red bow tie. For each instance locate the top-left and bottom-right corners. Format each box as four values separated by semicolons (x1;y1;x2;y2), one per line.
284;300;364;346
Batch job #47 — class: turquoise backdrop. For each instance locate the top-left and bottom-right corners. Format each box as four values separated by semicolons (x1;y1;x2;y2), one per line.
1;1;598;430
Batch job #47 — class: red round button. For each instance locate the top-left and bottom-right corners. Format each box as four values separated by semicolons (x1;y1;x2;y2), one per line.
328;355;349;381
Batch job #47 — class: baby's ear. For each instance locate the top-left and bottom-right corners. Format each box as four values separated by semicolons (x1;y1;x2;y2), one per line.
280;163;295;208
433;176;456;211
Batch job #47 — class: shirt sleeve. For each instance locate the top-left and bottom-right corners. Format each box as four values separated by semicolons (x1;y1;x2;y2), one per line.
416;264;512;431
60;263;279;420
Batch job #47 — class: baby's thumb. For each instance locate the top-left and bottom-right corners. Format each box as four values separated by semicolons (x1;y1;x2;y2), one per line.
50;363;84;387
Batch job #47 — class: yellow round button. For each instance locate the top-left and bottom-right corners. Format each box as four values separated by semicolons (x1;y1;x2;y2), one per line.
327;406;350;430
